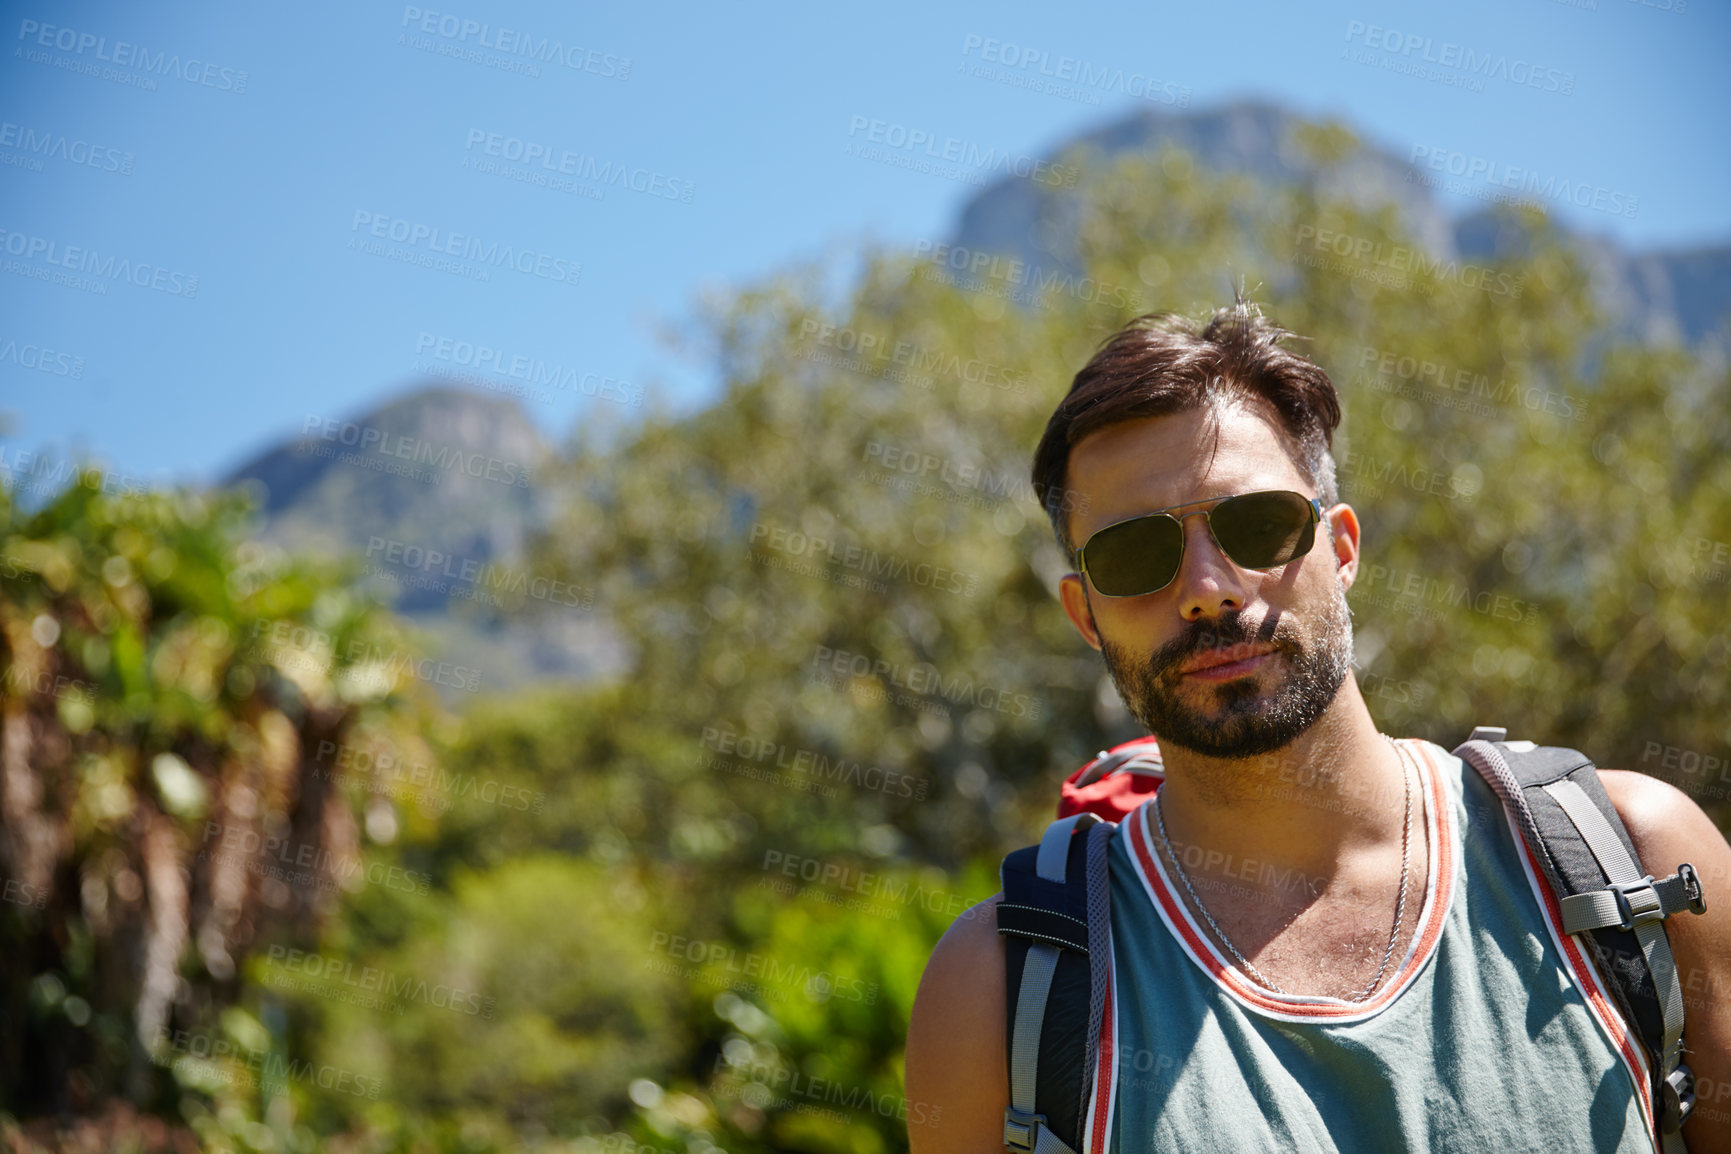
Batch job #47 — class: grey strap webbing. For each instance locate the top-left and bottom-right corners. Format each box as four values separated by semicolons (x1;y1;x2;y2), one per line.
1542;780;1690;1140
1005;944;1077;1154
1036;813;1093;884
1456;734;1702;1150
1559;872;1701;936
1003;816;1094;1154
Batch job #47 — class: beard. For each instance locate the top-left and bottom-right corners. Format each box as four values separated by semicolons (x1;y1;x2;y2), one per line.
1099;579;1355;759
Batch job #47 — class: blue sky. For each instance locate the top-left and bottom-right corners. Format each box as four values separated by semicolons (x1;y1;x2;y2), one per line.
3;0;1727;488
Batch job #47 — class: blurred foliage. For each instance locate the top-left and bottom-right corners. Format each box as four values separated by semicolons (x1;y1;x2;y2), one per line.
4;124;1730;1152
0;476;435;1146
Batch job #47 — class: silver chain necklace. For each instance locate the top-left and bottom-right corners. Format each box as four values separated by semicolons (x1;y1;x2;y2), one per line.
1151;734;1414;1003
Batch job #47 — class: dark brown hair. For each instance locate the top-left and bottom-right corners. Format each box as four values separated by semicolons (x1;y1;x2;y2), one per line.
1031;301;1342;552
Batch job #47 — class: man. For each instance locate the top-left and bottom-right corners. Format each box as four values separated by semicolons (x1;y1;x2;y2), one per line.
904;304;1731;1152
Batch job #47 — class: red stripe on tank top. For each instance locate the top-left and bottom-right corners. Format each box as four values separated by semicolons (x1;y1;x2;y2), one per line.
1503;811;1658;1146
1122;738;1455;1023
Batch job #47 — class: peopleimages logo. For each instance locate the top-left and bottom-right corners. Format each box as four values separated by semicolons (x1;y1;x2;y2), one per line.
699;725;931;801
299;415;534;488
264;946;495;1018
1342;21;1575;95
958;35;1191;108
748;521;979;598
1354;344;1585;420
249;617;486;694
196;821;433;896
15;18;249;92
398;7;630;78
0;121;134;174
365;535;594;611
845;116;1080;189
348;211;580;286
0;337;84;378
1293;224;1524;299
647;932;880;1006
462;129;693;203
0;228;198;297
861;440;1062;507
154;1029;383;1100
792;316;1034;394
912;240;1145;312
1408;145;1637;220
811;645;1042;720
413;331;643;407
312;740;547;815
0;450;150;499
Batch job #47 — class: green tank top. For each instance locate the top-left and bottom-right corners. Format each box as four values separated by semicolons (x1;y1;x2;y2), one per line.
1083;737;1658;1153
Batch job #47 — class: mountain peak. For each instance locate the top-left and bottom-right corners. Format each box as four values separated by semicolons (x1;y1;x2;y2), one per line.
224;383;552;598
951;98;1729;349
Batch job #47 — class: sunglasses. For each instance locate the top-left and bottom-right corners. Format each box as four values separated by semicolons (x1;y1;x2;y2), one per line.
1074;489;1326;598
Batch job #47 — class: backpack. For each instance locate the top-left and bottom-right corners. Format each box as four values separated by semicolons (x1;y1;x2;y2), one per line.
996;726;1710;1154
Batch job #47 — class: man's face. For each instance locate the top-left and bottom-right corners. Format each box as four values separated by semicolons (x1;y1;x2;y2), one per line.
1056;400;1358;759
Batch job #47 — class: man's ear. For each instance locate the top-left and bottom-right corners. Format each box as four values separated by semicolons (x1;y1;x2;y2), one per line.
1059;573;1103;651
1327;503;1362;591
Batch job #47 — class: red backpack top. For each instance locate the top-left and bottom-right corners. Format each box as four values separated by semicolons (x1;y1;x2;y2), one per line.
1056;735;1166;821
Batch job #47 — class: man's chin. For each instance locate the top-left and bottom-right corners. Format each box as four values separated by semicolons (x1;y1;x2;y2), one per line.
1142;681;1345;758
1138;688;1313;758
1162;731;1299;759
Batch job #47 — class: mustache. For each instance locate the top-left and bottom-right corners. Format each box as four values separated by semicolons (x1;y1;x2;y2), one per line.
1147;612;1287;681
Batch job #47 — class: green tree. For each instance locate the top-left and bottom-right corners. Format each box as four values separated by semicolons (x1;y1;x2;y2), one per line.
0;473;431;1148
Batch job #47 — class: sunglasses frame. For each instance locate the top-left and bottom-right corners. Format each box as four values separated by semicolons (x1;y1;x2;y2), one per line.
1073;489;1327;598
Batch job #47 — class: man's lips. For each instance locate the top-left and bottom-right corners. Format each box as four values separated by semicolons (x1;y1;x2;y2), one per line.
1178;644;1277;679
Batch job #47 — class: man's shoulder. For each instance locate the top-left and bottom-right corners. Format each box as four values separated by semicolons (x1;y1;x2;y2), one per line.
1596;768;1728;887
1598;769;1731;1153
905;895;1008;1154
1598;768;1700;839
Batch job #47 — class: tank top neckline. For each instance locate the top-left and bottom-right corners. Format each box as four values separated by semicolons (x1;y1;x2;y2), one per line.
1118;737;1458;1024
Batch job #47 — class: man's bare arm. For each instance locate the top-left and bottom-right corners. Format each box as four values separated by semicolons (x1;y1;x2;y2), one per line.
1602;770;1731;1154
906;895;1010;1154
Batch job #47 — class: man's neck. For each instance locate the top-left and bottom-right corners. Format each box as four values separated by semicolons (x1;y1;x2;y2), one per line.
1151;686;1409;890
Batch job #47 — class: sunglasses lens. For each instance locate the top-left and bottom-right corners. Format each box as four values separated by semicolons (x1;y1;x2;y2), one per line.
1210;491;1316;569
1083;515;1183;597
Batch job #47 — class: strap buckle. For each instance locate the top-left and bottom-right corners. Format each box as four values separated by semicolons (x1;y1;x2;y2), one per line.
1606;875;1665;931
1660;1063;1696;1133
1677;862;1707;916
1004;1107;1048;1153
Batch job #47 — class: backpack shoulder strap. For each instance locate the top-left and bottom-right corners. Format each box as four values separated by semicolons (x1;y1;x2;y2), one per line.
998;812;1114;1154
1454;726;1709;1152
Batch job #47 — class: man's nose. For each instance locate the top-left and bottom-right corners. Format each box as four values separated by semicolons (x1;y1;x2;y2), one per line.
1170;509;1246;619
